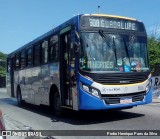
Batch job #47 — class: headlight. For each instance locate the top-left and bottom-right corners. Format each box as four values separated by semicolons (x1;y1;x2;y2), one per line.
81;82;100;98
145;81;152;92
82;84;90;92
91;88;100;97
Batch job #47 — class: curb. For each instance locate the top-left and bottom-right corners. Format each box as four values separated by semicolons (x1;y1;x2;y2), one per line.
152;98;160;103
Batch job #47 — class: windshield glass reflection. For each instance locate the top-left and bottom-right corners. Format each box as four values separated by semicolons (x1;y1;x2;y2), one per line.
79;32;149;72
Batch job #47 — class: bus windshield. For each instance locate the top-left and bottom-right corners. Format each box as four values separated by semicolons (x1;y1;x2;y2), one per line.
79;32;149;72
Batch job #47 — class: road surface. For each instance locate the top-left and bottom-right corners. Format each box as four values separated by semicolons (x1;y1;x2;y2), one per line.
0;88;160;139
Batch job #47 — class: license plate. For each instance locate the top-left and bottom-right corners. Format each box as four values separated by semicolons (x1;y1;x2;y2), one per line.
120;97;132;104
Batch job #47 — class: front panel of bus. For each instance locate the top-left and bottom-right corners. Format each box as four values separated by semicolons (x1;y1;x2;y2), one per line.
76;15;152;110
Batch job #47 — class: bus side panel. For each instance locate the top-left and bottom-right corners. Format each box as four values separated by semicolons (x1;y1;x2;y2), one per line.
17;63;60;106
6;72;11;97
34;65;50;105
21;68;34;104
19;69;26;100
30;66;43;105
33;63;60;106
14;71;19;97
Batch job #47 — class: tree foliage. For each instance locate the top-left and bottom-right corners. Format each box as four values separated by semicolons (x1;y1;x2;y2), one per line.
0;66;6;77
148;36;160;72
0;52;7;77
0;52;7;60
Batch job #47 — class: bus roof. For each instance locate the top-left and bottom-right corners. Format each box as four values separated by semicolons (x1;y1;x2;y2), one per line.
85;14;137;21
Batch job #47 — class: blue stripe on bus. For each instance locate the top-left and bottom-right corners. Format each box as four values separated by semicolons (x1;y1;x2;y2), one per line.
78;73;93;85
78;86;152;110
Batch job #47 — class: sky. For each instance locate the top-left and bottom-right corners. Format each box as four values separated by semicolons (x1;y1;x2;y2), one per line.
0;0;160;54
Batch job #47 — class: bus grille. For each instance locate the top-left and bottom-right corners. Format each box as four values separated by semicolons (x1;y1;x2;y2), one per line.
80;72;149;85
96;73;148;85
101;91;146;105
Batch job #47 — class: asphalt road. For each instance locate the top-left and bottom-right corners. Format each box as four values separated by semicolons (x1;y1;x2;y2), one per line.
0;88;160;139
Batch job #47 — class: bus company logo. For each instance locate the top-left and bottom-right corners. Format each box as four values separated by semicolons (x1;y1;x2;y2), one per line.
102;87;120;92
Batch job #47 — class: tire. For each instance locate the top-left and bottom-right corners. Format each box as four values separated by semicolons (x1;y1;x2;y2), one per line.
53;93;63;116
17;88;23;106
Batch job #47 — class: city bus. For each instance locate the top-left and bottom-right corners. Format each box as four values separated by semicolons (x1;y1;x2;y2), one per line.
6;14;152;115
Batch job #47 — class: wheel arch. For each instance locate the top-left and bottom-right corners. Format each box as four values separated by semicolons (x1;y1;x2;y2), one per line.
49;84;60;106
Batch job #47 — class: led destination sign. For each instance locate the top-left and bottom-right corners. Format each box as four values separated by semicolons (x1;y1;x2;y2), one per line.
81;16;145;32
89;18;136;30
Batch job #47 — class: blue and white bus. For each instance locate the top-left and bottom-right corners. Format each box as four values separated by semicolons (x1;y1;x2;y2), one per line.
6;14;152;115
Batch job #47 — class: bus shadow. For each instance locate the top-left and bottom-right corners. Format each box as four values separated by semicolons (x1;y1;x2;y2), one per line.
19;103;145;125
0;97;145;125
55;109;145;125
0;97;18;106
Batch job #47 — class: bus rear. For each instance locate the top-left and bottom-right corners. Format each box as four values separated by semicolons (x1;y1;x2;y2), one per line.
77;14;152;110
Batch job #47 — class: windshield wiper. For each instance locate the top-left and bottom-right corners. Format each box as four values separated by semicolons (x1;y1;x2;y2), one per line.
129;34;135;49
99;30;117;65
99;30;112;48
123;38;131;67
112;36;117;65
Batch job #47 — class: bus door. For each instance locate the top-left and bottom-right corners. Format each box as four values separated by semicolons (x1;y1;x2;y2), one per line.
60;26;77;108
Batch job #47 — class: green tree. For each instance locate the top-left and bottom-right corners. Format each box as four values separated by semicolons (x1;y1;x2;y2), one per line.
0;66;6;77
0;52;7;77
0;52;7;60
148;36;160;72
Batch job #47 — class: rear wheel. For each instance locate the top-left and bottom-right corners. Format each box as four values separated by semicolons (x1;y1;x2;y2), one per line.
17;88;23;106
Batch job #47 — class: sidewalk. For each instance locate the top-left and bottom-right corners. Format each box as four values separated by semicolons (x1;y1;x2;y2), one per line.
152;98;160;103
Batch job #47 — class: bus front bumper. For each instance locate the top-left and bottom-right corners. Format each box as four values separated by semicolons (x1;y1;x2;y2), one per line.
78;88;152;110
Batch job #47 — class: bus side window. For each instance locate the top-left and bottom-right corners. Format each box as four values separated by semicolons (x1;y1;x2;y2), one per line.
15;54;20;70
33;45;41;66
49;35;58;62
42;41;48;64
26;48;33;67
20;51;25;69
49;43;58;62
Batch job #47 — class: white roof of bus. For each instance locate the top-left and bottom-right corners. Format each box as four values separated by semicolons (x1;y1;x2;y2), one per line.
84;14;137;21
